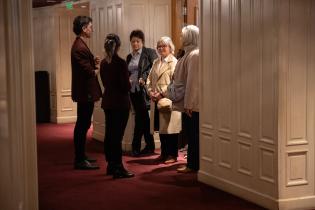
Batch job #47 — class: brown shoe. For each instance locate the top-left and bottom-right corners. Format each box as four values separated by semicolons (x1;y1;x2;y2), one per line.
176;165;186;171
177;166;194;173
164;156;177;164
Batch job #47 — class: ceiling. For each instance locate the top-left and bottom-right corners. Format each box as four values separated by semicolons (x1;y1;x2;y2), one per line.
33;0;64;8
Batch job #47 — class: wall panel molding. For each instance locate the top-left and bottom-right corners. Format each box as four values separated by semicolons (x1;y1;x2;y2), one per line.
200;0;315;209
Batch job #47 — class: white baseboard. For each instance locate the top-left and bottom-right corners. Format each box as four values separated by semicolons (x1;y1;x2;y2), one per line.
51;116;76;124
198;171;315;210
92;130;161;152
278;196;315;210
198;171;278;210
122;141;161;152
92;131;104;142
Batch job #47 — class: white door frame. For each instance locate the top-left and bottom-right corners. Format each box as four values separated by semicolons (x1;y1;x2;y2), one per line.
0;0;38;209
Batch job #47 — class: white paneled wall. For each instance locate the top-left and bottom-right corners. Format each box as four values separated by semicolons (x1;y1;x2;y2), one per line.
278;1;315;208
199;1;315;210
90;0;171;151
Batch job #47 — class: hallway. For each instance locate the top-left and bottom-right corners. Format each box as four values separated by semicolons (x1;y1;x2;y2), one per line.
37;123;266;210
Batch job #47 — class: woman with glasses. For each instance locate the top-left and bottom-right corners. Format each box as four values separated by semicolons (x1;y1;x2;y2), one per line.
146;37;181;164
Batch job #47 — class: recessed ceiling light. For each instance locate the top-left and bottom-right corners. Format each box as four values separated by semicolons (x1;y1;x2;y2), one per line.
80;5;87;8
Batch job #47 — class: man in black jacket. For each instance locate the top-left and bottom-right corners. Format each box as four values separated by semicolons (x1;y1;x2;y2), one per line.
71;16;101;169
126;30;157;156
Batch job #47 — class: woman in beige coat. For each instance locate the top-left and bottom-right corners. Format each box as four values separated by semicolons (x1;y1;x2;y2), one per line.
146;36;181;164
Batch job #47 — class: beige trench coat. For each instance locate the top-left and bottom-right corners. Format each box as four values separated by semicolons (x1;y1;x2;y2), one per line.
146;54;182;134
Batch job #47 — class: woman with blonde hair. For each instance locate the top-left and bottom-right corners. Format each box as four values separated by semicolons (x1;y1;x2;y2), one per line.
147;36;181;164
167;25;200;173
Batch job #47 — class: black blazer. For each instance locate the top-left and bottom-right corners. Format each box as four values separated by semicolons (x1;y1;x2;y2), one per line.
71;37;101;103
126;47;157;83
126;47;157;107
100;54;131;110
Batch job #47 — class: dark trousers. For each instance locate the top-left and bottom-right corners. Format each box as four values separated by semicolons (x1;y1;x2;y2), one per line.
159;134;179;158
104;109;129;166
130;91;154;152
183;112;200;170
74;101;94;162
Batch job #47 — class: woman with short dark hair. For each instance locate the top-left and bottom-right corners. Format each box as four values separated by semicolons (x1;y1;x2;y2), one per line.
126;29;158;156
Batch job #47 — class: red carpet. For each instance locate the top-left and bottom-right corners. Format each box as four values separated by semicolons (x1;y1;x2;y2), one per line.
37;123;267;210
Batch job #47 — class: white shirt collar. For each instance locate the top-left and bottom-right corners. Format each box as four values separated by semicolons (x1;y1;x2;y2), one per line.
132;48;142;56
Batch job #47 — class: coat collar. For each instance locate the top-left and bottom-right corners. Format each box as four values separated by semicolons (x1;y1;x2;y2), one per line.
138;47;149;70
155;54;175;80
183;45;198;54
76;36;91;52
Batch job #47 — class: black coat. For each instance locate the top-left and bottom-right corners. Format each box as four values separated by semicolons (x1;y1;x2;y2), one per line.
126;47;157;108
100;54;131;110
71;37;101;103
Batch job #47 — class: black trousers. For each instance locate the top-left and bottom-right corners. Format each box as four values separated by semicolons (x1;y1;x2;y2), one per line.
183;112;200;170
104;109;129;166
74;101;94;162
130;91;154;152
159;134;179;158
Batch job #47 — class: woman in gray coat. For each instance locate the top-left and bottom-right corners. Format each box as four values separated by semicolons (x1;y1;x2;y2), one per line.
167;25;200;173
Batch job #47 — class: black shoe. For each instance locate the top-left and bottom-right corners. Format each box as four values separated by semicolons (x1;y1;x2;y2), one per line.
85;156;97;163
74;160;100;170
131;150;140;157
140;147;155;155
113;168;135;179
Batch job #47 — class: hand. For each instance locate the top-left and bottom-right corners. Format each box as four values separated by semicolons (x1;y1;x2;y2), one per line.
154;92;163;101
150;91;162;102
139;78;145;86
150;91;157;101
94;69;100;75
184;108;193;117
94;56;101;65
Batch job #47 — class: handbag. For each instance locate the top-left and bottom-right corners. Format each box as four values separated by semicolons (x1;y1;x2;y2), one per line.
167;81;185;102
157;98;172;112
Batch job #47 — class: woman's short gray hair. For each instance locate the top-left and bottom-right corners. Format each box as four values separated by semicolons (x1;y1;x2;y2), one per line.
181;25;199;47
157;36;175;54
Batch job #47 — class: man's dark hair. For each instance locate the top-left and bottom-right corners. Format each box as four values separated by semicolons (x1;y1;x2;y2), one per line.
129;29;145;43
73;16;92;36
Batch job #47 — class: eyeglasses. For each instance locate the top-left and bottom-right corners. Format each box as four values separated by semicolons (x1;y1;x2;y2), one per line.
157;45;168;49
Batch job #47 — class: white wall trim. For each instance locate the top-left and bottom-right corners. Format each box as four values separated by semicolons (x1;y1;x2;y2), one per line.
55;116;77;124
92;130;104;141
1;0;38;209
198;171;278;210
278;196;315;210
